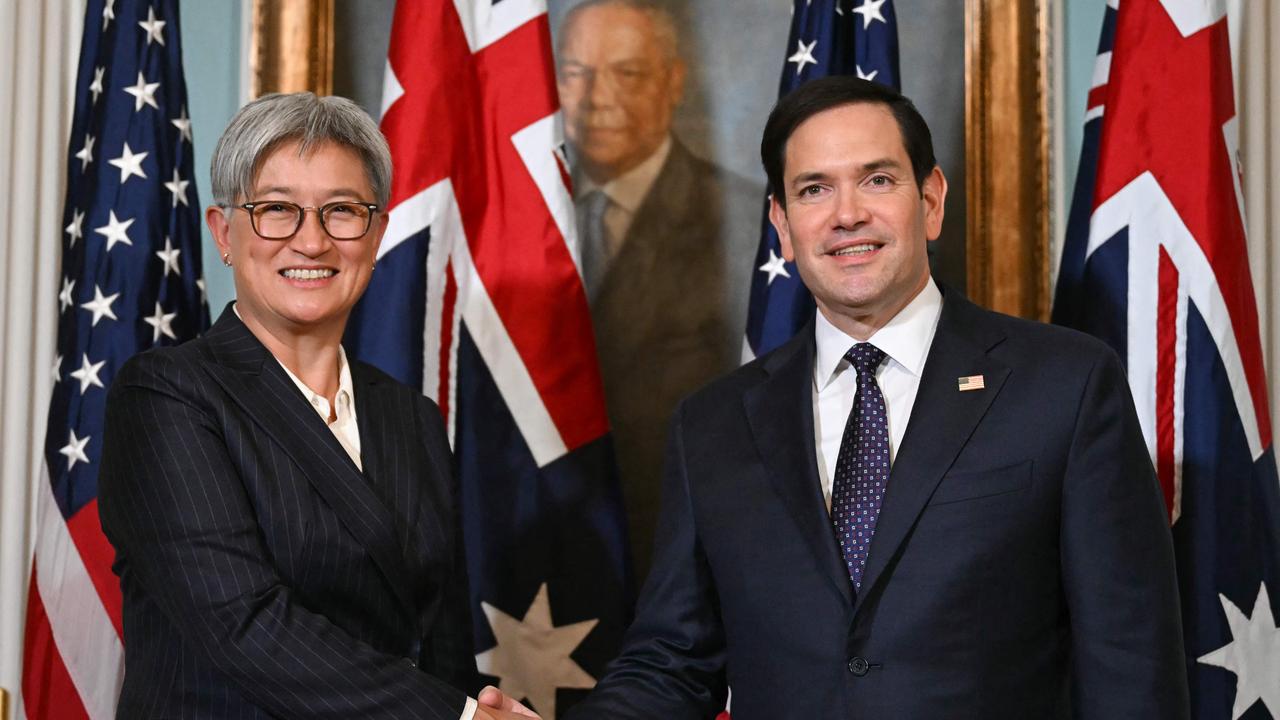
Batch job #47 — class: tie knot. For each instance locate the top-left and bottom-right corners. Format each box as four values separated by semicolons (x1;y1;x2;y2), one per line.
845;343;886;375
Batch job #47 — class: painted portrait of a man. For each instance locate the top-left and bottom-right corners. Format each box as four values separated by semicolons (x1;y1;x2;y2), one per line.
555;0;763;574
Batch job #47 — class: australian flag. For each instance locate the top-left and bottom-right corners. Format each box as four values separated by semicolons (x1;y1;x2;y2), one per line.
21;1;209;717
1053;1;1280;718
344;1;632;717
744;0;900;359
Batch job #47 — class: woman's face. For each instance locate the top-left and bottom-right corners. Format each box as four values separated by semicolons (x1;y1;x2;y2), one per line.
209;140;386;338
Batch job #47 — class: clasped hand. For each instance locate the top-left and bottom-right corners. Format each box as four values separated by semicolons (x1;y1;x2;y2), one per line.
476;685;541;720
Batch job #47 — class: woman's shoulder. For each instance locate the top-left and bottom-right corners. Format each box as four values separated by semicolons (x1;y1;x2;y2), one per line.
112;335;214;397
347;358;445;424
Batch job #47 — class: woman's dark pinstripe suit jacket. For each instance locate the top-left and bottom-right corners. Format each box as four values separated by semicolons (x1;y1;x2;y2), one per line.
99;306;480;718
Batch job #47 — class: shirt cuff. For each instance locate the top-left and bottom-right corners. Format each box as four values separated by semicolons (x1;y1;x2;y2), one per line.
460;696;479;720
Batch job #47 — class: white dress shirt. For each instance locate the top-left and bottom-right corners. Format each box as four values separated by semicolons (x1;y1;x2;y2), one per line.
812;278;943;511
575;135;672;258
234;307;478;720
275;345;363;470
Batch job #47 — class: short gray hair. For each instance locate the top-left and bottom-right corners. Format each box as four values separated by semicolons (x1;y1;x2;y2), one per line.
210;92;392;208
559;0;681;63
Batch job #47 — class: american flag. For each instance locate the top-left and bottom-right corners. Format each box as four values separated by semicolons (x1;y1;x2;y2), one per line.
20;0;209;718
1053;1;1280;717
743;0;900;360
343;1;632;717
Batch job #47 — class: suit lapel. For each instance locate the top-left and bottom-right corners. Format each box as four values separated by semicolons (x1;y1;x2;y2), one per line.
853;293;1011;615
621;140;695;248
352;364;390;495
353;364;430;556
744;325;854;607
594;141;696;315
199;308;419;621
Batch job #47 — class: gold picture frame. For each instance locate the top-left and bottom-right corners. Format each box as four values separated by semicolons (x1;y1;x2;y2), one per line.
965;0;1052;320
249;0;335;98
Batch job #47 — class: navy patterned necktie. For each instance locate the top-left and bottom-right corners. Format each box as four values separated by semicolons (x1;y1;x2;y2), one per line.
830;343;890;590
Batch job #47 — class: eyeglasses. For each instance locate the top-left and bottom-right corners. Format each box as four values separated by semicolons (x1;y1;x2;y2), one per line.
227;200;380;240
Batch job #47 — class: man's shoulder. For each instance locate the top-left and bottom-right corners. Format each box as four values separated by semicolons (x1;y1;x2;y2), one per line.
956;296;1122;372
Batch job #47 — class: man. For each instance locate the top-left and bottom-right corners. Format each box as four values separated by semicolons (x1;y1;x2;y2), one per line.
556;0;762;575
485;76;1189;717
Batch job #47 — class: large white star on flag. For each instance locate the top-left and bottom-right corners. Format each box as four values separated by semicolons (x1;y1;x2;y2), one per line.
172;106;193;144
95;210;135;251
1197;582;1280;719
856;64;879;82
70;353;106;395
101;0;115;30
758;248;791;285
124;71;160;111
196;278;207;304
787;39;818;77
60;429;90;471
144;302;178;343
156;237;182;277
58;277;76;313
89;66;105;104
475;583;598;718
65;209;85;246
164;168;189;206
51;354;62;383
75;134;95;172
852;0;888;29
138;6;166;45
109;142;149;184
81;285;120;326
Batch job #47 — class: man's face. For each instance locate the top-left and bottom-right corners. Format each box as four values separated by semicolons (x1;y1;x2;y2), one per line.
768;102;945;338
556;3;685;183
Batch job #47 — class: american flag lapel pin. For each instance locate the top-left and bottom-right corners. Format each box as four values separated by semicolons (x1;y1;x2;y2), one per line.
957;375;985;392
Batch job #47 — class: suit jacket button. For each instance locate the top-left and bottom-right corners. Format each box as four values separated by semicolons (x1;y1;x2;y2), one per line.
848;657;870;676
407;658;418;669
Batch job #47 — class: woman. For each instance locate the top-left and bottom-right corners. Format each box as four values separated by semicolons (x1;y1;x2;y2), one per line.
99;93;529;720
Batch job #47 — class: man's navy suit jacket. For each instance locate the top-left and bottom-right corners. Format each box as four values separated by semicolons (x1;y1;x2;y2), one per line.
568;289;1190;719
99;307;480;718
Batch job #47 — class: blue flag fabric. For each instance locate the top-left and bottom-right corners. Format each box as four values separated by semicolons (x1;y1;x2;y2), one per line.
744;0;900;359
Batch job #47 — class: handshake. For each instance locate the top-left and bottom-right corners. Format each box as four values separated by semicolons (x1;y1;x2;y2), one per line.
476;686;541;720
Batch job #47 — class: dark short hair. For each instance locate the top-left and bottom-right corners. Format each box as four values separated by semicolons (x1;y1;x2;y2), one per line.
760;76;936;207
